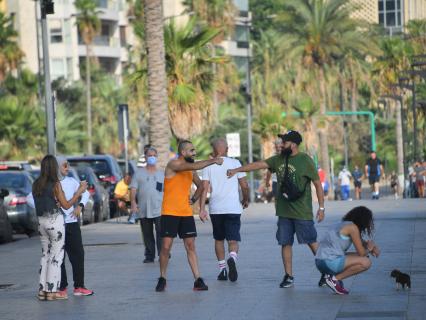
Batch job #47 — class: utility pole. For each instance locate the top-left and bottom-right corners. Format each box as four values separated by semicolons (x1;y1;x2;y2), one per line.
40;0;56;155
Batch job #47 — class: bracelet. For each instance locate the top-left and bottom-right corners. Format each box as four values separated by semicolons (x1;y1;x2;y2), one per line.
319;207;325;211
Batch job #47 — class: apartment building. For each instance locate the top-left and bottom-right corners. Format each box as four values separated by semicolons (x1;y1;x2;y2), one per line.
5;0;134;83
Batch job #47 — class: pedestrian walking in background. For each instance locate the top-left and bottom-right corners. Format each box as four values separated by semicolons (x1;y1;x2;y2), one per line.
390;171;399;199
338;167;352;201
414;162;425;198
32;155;87;301
352;165;363;200
155;140;223;292
315;206;380;295
227;130;325;288
199;138;249;282
130;147;164;263
365;151;384;200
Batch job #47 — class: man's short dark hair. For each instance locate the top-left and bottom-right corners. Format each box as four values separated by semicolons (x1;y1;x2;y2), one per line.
178;140;192;155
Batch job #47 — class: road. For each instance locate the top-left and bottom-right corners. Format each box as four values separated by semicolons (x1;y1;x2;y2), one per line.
0;199;425;320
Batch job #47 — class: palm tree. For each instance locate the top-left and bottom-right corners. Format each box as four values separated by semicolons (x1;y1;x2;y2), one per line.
279;0;375;190
182;0;235;41
164;17;225;139
143;0;171;168
0;11;24;82
75;0;101;154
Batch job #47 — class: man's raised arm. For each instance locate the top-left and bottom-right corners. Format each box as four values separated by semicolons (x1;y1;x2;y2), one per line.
168;157;223;172
227;160;269;178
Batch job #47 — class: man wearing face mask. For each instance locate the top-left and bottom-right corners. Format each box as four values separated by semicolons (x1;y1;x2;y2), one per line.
227;130;325;289
155;140;224;292
130;147;165;263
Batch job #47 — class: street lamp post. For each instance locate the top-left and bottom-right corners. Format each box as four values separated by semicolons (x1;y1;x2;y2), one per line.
40;0;56;155
380;94;405;196
398;77;417;161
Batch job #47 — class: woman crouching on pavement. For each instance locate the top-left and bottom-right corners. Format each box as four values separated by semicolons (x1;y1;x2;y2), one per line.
33;155;87;301
315;206;380;295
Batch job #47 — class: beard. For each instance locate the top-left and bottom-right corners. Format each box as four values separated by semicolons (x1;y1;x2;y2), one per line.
281;147;292;157
184;156;195;163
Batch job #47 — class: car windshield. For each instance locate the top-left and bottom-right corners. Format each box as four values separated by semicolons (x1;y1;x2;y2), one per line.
69;160;111;178
0;173;26;189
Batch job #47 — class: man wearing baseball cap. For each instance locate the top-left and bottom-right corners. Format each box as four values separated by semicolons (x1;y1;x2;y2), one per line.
227;130;325;288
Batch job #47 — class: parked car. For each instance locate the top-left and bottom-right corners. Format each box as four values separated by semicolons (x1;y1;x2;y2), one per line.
0;170;38;236
67;155;122;218
66;168;95;225
76;167;109;222
28;169;40;180
117;159;138;177
0;161;33;171
0;189;13;243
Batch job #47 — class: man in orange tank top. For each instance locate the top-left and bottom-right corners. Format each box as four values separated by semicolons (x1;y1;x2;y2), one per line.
155;140;223;292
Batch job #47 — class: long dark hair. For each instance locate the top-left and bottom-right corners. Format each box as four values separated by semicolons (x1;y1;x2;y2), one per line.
342;206;374;237
33;155;59;196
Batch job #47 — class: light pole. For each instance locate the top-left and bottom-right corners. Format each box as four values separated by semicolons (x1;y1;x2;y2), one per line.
241;18;254;202
380;94;405;196
40;0;56;155
398;77;417;162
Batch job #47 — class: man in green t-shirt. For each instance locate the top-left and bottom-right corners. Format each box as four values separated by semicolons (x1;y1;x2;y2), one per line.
227;130;325;288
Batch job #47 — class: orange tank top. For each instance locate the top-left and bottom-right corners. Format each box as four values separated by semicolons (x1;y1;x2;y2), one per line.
161;171;193;217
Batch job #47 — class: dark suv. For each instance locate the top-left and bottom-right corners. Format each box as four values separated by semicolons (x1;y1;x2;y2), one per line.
67;155;122;218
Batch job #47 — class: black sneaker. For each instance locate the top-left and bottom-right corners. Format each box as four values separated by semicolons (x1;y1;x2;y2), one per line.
227;257;238;282
143;258;154;263
155;277;166;292
279;274;294;288
318;274;327;287
217;269;228;281
193;277;208;291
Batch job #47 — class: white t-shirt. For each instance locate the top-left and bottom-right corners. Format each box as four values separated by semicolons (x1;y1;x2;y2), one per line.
338;170;352;186
202;157;246;214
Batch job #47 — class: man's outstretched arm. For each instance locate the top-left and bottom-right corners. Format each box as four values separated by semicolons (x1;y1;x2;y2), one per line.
227;160;269;178
168;157;223;173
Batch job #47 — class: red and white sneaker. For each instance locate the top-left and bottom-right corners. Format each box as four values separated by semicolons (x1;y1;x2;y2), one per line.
56;288;68;300
73;287;94;296
325;275;349;295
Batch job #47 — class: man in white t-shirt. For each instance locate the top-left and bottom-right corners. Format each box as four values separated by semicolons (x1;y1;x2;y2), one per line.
199;138;249;282
338;167;352;201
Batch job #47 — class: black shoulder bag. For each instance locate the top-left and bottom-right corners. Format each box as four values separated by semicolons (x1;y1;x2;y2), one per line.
280;155;309;201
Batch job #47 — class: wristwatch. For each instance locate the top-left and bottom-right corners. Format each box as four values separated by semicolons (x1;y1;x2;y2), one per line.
78;203;85;210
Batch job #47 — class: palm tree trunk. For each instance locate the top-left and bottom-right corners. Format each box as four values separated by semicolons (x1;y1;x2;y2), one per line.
317;66;332;197
86;44;92;154
144;0;171;168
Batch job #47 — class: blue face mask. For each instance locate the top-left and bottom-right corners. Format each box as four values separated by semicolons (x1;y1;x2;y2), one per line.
147;156;157;166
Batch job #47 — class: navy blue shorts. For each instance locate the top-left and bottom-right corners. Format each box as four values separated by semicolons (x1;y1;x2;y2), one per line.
210;214;241;241
276;217;317;246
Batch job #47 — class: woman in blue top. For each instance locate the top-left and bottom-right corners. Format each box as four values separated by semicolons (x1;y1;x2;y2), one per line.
315;206;380;295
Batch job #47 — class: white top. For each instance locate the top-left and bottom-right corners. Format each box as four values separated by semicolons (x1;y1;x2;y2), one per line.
338;169;352;186
27;177;90;224
201;157;246;214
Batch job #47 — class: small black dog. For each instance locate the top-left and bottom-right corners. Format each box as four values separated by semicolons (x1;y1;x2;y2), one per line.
390;269;411;290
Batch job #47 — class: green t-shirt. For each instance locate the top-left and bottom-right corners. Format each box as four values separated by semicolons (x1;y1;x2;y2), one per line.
265;152;319;220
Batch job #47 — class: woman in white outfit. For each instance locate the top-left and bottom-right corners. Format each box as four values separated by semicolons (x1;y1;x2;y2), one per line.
33;155;87;301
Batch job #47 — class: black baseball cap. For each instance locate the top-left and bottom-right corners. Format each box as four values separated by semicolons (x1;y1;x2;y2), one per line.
278;130;302;145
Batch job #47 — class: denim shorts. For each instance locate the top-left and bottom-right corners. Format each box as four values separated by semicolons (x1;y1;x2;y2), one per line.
276;217;317;246
315;257;346;275
210;214;241;241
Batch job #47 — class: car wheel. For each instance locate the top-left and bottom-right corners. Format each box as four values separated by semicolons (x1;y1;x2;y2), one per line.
26;211;39;238
0;211;13;243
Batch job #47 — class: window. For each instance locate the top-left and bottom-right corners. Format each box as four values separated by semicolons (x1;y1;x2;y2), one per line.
49;20;63;43
378;0;402;31
51;58;65;79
